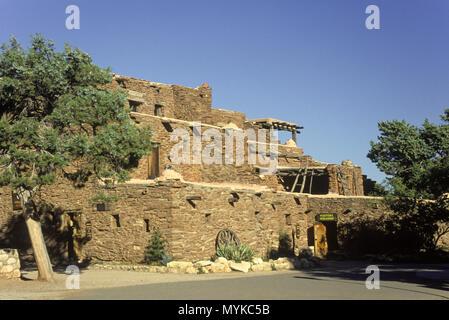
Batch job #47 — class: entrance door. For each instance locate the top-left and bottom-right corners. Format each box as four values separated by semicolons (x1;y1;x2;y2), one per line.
314;222;328;258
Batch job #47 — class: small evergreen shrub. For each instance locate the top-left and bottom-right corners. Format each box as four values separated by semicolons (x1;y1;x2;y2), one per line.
278;229;293;256
144;228;167;265
161;250;174;266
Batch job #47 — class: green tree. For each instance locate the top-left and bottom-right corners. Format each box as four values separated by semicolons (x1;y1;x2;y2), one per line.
367;110;449;199
144;228;167;265
0;35;154;281
367;109;449;252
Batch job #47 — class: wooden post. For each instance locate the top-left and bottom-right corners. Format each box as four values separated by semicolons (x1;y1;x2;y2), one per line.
292;130;297;144
290;171;301;193
309;173;314;194
299;159;309;193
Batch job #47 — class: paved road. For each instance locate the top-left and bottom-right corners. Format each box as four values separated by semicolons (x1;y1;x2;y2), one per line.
68;262;449;300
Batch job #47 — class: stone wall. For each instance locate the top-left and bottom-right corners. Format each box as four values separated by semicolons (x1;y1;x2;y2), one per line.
106;75;212;122
0;177;310;263
0;249;20;279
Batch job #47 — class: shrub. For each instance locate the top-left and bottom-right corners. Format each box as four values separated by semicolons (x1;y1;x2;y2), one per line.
216;244;255;262
161;250;174;266
278;229;293;257
144;228;167;265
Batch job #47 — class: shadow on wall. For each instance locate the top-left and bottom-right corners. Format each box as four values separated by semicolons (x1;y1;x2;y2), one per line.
266;229;295;259
0;207;91;269
337;212;449;263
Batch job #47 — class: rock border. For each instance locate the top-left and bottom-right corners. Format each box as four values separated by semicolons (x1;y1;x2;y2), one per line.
87;256;320;274
0;249;21;279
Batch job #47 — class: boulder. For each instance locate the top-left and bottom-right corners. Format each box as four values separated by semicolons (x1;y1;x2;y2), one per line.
215;257;228;265
209;262;232;273
298;258;313;269
167;261;193;273
250;262;272;272
194;260;213;268
185;267;197;274
229;261;251;273
252;257;264;265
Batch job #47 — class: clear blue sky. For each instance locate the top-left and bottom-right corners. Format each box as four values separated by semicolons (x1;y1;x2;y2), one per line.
1;0;448;183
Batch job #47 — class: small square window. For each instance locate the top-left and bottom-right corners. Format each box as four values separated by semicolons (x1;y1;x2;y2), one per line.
154;104;164;116
129;100;143;112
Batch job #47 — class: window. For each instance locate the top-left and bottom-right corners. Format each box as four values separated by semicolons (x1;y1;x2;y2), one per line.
112;214;121;228
129;100;143;112
154;104;164;116
144;219;150;232
117;79;126;88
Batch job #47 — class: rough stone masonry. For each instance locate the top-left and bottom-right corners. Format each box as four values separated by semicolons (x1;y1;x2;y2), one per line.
0;74;413;265
0;249;21;279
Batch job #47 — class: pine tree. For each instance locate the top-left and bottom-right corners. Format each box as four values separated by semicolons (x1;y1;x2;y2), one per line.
144;228;167;265
0;34;154;281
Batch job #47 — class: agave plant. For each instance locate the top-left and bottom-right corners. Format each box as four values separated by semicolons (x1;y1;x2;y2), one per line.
216;244;254;262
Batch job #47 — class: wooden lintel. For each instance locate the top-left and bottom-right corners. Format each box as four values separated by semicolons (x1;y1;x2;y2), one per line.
186;196;202;201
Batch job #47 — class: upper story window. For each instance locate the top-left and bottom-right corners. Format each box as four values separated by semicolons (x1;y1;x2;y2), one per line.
154;104;164;116
129;100;143;112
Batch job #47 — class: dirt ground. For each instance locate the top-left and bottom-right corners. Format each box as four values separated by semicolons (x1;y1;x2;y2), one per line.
0;267;287;300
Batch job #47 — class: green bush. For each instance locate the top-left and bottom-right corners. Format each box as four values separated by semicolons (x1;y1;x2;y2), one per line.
216;244;255;263
278;229;293;257
144;228;168;265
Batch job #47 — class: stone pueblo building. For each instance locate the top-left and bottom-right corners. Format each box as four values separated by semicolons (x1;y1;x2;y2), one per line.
0;74;386;265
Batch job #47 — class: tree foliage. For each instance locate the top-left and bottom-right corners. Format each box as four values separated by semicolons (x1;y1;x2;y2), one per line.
0;34;154;204
367;110;449;252
368;110;449;199
0;34;154;279
144;228;168;265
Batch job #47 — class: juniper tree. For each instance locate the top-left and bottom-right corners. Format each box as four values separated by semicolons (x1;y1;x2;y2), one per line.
367;110;449;251
0;34;153;281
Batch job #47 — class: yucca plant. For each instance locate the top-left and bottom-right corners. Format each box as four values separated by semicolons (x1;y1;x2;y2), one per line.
216;244;254;262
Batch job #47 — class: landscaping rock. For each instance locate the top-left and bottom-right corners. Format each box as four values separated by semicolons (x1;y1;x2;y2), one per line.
185;266;197;274
215;257;228;265
252;257;264;265
194;260;213;268
167;261;193;273
250;262;272;272
229;261;251;273
209;262;231;273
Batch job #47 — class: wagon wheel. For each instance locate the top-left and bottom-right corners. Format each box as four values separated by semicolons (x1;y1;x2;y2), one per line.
215;229;240;250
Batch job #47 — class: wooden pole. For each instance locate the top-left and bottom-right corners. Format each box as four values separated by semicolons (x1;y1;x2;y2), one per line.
299;159;309;193
290;171;301;193
309;173;314;194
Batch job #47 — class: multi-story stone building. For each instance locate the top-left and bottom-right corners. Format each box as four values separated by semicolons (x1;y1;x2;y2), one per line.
0;75;386;264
